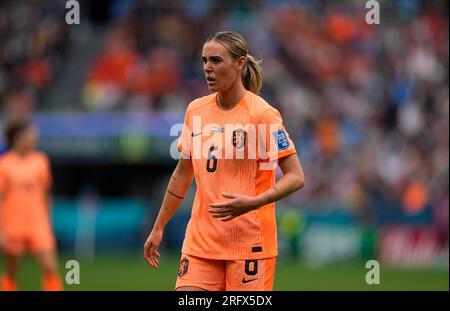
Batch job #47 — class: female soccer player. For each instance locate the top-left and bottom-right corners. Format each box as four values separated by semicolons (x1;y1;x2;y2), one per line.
144;31;305;291
0;119;63;291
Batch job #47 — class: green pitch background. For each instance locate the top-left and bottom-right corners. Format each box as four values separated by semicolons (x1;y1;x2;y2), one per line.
1;252;448;291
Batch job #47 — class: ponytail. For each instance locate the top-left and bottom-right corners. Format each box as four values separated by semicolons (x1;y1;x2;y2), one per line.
242;54;263;94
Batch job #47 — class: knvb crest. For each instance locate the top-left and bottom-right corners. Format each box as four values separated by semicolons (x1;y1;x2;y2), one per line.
232;129;247;149
177;258;189;277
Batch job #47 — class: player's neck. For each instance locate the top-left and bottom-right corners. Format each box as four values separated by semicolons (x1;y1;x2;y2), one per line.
216;82;247;111
12;146;31;157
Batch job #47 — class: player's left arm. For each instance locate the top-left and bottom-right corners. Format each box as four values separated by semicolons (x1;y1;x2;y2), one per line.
46;190;53;213
209;153;304;222
0;193;4;250
0;171;4;249
44;154;53;209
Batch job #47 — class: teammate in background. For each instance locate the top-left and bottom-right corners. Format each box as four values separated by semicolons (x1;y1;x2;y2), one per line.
0;119;63;291
144;31;305;291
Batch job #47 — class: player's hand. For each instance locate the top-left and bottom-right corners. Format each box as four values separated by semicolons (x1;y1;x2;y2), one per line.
143;228;162;269
209;192;260;222
0;233;5;251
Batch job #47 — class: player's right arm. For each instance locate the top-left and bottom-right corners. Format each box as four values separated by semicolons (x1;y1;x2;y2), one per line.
144;156;194;269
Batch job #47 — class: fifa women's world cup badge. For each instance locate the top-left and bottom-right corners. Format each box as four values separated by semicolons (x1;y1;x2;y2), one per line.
177;258;189;277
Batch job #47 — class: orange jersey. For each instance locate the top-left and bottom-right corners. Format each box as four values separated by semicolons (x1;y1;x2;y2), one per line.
0;151;53;237
178;91;296;260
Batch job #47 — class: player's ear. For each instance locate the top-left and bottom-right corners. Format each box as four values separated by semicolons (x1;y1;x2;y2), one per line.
236;56;246;71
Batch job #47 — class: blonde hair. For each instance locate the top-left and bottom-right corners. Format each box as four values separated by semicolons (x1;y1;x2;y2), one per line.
206;31;263;94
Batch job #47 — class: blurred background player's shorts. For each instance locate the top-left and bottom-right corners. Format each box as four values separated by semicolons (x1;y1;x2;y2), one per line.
1;230;56;255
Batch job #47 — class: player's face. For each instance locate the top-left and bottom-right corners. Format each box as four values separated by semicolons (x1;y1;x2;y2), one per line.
16;125;38;151
202;41;244;93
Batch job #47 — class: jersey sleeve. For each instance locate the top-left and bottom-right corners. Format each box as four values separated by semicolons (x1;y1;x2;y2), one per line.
177;109;192;159
258;108;297;162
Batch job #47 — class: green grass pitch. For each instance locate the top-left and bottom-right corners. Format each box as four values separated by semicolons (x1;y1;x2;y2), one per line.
1;252;448;291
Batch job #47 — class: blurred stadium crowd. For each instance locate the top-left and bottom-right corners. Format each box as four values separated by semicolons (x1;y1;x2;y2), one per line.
0;0;448;266
0;0;70;117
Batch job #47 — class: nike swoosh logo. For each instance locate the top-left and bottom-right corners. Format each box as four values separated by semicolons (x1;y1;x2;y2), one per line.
242;278;257;284
191;132;202;137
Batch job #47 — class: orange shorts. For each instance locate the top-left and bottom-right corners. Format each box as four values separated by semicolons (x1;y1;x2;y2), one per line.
175;253;276;291
1;231;56;255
